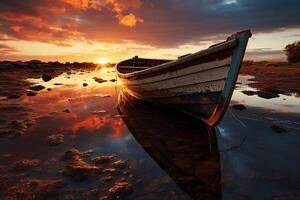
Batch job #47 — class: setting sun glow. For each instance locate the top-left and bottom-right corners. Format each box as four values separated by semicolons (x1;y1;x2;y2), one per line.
96;58;109;64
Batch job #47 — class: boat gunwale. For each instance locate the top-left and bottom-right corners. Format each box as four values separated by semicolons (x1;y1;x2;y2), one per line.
116;38;237;79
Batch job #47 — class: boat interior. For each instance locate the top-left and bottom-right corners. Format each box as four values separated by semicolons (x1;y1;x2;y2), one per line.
117;56;172;73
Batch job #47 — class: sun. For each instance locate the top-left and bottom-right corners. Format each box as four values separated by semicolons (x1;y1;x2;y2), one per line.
96;58;109;64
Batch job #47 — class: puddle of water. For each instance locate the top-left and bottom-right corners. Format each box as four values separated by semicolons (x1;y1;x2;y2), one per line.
233;75;300;113
0;67;299;199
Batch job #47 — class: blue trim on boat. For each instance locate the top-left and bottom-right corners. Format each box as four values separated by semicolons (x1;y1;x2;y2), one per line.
203;30;251;126
223;33;250;98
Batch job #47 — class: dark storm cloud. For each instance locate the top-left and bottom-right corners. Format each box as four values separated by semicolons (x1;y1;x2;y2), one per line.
0;0;299;47
130;0;300;46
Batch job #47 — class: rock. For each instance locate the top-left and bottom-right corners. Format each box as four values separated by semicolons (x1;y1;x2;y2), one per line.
0;120;28;138
256;90;280;99
29;85;45;91
3;178;64;199
27;91;37;96
108;182;133;199
47;88;51;91
83;83;88;87
242;89;280;99
63;109;70;113
9;120;27;135
82;149;94;156
232;104;247;111
7;94;21;99
110;79;116;82
112;160;127;169
93;77;107;84
13;159;40;171
92;155;115;164
61;148;82;160
42;73;52;82
11;120;27;131
242;90;256;96
102;176;113;182
47;134;64;146
123;171;129;176
271;124;288;133
62;158;102;181
103;168;119;174
54;83;63;85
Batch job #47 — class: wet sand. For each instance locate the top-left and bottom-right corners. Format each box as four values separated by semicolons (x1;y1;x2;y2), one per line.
0;63;190;199
0;62;299;199
240;64;300;97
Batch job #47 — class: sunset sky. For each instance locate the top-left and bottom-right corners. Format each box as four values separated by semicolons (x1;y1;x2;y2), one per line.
0;0;300;63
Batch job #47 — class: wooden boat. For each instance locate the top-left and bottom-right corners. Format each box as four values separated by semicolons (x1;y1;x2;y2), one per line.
116;30;252;126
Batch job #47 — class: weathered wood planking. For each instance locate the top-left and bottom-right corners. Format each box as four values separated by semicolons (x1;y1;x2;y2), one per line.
126;63;230;91
127;79;226;98
126;56;232;85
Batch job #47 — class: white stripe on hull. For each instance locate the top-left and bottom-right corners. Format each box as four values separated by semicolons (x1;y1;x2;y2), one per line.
125;56;232;85
126;79;226;99
127;65;230;91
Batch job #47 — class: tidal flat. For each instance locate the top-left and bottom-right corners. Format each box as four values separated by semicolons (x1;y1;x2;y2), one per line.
0;62;299;199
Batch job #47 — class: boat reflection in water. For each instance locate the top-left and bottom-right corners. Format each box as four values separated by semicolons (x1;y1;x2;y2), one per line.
117;90;221;200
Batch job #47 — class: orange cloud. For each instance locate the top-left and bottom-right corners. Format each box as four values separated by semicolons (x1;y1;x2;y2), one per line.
118;13;144;27
0;13;40;22
108;0;142;12
10;25;23;32
48;6;67;14
108;0;143;27
61;0;144;27
61;0;101;10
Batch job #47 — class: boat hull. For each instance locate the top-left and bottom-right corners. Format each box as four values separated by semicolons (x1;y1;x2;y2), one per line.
117;30;252;126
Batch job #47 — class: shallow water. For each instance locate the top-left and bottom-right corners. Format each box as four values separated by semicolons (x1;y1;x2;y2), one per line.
0;66;299;199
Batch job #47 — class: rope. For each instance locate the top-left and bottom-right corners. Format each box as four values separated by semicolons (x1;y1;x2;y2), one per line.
219;107;248;152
